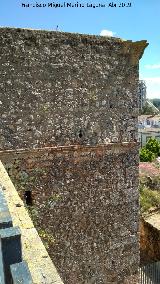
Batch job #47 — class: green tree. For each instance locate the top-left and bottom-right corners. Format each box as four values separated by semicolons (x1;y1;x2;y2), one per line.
140;147;156;162
145;137;160;157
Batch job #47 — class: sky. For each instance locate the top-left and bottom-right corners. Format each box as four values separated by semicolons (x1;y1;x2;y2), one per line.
0;0;160;99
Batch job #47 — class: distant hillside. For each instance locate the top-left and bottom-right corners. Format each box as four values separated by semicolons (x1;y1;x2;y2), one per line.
141;99;160;115
150;99;160;110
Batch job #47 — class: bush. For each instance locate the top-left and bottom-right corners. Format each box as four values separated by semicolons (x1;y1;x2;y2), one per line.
140;147;156;162
146;138;160;157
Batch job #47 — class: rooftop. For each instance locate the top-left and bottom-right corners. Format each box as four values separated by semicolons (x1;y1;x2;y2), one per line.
138;128;160;133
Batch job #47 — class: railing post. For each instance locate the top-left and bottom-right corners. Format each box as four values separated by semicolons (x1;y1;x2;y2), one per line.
0;227;22;284
10;261;33;284
0;190;13;229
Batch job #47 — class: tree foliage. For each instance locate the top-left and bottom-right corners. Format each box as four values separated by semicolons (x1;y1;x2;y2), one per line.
146;138;160;157
140;138;160;162
140;147;156;162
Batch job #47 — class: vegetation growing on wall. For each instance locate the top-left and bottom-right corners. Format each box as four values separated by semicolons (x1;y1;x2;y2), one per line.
140;186;160;213
5;163;47;196
139;176;160;214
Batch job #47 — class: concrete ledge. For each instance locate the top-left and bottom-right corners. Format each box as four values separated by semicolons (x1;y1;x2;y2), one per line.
145;213;160;231
0;161;64;284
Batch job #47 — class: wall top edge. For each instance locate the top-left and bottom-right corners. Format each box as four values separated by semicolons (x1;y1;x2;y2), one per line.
0;26;148;46
0;27;148;65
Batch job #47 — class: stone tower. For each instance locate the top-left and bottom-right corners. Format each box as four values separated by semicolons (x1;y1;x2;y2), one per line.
0;28;148;283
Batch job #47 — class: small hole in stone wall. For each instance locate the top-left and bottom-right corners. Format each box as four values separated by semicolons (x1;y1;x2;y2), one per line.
110;104;113;108
24;190;33;206
130;131;135;141
79;130;83;138
111;260;115;265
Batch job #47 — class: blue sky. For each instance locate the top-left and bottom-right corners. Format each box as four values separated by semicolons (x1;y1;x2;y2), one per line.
0;0;160;99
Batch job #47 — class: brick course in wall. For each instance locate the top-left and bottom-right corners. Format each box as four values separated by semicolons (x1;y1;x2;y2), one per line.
0;28;148;283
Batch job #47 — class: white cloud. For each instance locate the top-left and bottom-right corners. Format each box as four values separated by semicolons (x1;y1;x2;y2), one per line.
100;29;115;37
144;64;160;70
141;77;160;99
143;77;160;84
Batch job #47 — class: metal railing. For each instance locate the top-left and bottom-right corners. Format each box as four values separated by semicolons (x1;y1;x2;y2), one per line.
0;186;33;284
139;261;160;284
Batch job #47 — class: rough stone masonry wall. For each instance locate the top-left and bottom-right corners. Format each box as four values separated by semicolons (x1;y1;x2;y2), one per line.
0;28;148;284
140;217;160;265
0;28;147;150
1;144;140;284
